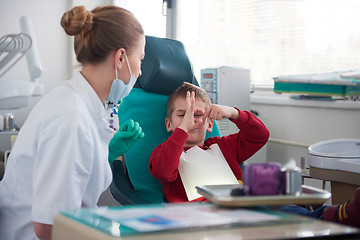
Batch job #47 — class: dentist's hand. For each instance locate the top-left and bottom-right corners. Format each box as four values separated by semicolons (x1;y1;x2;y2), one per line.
108;119;145;164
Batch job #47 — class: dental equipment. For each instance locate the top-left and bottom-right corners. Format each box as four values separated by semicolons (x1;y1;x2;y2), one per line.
0;16;45;110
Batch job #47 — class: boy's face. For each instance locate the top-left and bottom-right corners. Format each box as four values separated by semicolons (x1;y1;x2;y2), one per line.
165;97;213;147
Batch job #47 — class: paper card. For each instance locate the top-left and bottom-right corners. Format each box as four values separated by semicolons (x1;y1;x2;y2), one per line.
179;144;239;200
93;204;281;233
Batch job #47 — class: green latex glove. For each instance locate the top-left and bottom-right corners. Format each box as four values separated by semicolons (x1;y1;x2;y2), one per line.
108;119;145;164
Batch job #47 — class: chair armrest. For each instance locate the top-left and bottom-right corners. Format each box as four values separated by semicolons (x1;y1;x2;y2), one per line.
109;159;149;205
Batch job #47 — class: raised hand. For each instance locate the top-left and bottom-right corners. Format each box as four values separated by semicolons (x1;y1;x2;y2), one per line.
178;91;205;132
202;104;239;122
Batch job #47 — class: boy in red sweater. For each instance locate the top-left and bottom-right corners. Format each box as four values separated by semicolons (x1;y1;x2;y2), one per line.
149;82;269;202
149;82;360;228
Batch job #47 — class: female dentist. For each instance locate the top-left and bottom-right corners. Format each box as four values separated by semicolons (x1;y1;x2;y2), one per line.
0;5;145;240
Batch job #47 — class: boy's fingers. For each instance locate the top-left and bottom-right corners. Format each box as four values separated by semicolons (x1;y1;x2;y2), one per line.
189;92;195;109
216;113;222;120
190;91;195;101
202;112;208;122
203;108;212;122
185;92;196;118
186;91;191;108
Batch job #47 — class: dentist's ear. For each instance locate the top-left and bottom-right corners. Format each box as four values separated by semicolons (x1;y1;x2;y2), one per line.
114;48;126;68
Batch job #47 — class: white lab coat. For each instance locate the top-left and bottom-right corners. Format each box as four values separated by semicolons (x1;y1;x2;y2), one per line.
0;72;114;240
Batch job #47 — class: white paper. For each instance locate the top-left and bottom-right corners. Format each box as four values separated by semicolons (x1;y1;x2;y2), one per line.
179;144;239;201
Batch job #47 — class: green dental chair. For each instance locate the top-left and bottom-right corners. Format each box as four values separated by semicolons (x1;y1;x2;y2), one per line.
109;36;221;205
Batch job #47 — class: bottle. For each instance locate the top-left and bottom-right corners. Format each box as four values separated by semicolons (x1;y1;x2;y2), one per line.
4;113;16;131
0;115;3;131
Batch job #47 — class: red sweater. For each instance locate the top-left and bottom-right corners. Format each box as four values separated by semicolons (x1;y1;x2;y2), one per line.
149;109;269;202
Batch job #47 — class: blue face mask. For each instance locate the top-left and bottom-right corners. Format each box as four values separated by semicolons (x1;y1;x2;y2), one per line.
107;52;136;103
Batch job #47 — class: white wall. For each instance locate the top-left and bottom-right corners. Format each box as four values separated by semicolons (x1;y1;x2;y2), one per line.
0;0;71;127
251;92;360;167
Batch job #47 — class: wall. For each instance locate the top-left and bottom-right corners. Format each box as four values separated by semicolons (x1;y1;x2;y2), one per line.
0;0;71;127
251;90;360;168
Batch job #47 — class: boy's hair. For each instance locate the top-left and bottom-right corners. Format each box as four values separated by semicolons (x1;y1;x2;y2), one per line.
167;82;211;118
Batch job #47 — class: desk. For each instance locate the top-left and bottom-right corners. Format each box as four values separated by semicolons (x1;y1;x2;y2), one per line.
301;173;326;189
310;166;360;204
52;206;360;240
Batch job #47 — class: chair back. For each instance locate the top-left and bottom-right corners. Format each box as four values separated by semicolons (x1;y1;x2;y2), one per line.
112;36;221;204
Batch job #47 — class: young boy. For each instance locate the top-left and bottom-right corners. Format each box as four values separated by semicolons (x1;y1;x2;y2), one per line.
149;82;270;202
149;82;360;228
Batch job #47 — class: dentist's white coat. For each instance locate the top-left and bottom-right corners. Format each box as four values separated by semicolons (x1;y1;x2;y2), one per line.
0;72;113;240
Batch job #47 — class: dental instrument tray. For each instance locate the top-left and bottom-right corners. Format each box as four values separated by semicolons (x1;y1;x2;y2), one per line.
196;184;331;207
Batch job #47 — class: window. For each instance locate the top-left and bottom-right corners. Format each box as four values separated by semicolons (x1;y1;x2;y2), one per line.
114;0;166;38
174;0;360;85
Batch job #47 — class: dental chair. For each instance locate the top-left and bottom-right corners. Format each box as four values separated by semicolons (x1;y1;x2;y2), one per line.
109;36;221;205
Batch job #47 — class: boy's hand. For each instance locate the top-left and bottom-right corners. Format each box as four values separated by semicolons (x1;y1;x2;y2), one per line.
202;104;239;122
108;119;145;164
179;91;205;132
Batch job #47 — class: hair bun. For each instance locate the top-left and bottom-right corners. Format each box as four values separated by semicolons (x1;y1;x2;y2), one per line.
60;5;93;36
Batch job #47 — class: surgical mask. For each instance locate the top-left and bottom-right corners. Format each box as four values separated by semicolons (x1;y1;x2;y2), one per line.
107;52;136;103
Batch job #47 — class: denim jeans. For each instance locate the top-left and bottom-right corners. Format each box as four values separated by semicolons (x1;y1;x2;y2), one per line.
276;205;327;219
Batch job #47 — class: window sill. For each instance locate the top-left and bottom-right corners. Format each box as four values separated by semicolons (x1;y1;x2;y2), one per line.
250;92;360;110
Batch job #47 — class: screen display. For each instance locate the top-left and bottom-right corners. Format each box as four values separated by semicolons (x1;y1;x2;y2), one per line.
203;73;213;79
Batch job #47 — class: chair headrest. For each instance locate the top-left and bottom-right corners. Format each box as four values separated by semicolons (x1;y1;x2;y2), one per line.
134;36;199;95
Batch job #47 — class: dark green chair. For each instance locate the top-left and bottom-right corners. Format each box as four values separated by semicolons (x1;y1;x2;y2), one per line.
110;36;221;205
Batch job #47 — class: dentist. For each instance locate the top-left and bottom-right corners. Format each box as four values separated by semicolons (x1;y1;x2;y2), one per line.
0;5;145;240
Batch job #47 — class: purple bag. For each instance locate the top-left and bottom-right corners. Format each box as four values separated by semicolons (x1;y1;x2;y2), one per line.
244;163;282;196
